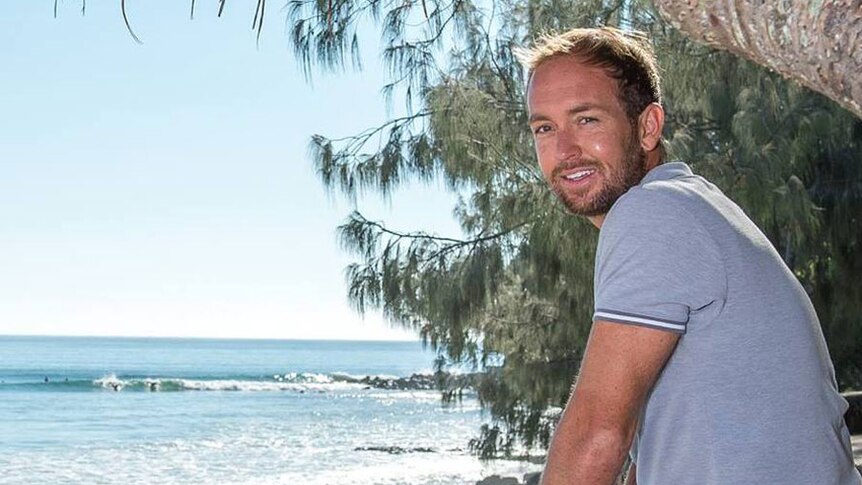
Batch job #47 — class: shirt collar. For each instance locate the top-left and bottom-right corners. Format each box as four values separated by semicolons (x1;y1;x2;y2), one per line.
639;161;692;186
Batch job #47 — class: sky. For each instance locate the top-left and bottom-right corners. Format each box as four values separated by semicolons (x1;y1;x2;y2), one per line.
0;1;463;340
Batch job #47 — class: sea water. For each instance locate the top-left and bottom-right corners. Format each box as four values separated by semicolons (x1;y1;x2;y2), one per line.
0;336;540;485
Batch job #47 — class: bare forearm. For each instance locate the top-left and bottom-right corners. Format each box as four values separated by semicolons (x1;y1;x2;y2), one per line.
539;321;675;484
540;422;629;485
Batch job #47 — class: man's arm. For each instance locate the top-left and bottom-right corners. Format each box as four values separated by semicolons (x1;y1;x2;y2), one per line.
540;321;679;485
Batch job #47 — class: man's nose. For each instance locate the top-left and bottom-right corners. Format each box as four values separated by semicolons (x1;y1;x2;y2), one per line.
555;128;581;162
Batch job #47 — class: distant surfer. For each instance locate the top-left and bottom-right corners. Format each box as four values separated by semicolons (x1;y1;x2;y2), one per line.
44;376;49;383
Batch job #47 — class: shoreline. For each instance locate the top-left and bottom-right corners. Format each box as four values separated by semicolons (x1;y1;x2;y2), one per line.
476;434;862;485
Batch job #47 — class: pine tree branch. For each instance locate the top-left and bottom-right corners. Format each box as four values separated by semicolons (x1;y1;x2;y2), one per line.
370;213;530;247
325;111;432;156
353;212;530;262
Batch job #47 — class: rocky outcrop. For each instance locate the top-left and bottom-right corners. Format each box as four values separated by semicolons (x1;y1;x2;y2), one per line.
356;374;437;390
353;445;436;454
476;475;518;485
337;372;481;391
475;471;541;485
523;472;541;485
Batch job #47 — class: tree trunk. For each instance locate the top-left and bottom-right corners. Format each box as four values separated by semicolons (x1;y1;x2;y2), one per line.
653;0;862;119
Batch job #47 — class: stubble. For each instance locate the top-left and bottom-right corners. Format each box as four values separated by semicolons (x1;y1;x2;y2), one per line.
551;129;646;217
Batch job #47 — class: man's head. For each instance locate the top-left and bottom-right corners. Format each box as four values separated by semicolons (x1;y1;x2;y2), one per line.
519;27;665;226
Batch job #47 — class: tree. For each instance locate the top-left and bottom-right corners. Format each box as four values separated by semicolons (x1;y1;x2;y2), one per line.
653;0;862;119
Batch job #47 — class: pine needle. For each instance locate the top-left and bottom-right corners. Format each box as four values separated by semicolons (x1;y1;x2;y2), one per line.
252;0;265;46
121;0;144;44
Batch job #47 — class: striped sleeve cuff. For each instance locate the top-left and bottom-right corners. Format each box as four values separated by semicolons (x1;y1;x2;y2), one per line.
593;308;687;334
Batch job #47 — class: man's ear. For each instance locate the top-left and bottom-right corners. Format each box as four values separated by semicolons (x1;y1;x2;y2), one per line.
638;103;664;152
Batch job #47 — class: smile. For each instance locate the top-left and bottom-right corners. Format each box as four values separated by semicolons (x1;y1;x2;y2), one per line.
561;168;596;183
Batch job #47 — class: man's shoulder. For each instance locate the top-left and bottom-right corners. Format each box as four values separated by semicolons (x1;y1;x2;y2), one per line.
603;181;702;233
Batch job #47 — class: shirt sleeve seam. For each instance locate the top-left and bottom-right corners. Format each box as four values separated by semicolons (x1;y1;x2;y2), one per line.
600;186;729;321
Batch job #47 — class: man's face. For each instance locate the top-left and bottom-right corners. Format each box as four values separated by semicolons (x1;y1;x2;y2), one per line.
527;55;647;218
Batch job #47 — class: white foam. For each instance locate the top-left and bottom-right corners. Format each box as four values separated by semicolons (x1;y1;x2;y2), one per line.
176;379;365;392
278;372;333;384
88;373;472;396
89;374;372;393
93;373;125;391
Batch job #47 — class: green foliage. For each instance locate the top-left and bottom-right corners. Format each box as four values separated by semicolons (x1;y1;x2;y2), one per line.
284;0;862;456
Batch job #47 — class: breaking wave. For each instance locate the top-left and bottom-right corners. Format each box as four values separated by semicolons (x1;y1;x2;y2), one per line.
0;371;446;394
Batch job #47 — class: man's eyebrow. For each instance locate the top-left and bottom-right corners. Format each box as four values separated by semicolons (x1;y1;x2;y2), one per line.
567;103;602;115
528;113;549;123
528;103;604;123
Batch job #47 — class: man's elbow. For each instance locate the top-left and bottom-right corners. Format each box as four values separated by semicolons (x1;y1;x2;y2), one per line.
574;427;630;466
542;427;631;484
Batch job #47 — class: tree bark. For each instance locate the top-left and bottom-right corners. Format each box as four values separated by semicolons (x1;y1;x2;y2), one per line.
653;0;862;119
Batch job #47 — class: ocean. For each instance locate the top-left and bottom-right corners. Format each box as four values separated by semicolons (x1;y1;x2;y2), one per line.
0;336;541;485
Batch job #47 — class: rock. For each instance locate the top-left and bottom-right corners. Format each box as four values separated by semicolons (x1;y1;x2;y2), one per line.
852;434;861;468
353;446;436;454
353;373;438;390
475;475;518;485
334;371;482;391
844;392;862;435
523;471;542;485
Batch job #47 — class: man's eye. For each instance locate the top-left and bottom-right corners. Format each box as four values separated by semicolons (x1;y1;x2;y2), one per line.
533;124;552;134
579;117;598;125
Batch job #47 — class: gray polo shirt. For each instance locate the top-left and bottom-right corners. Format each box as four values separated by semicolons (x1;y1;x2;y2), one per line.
593;162;861;485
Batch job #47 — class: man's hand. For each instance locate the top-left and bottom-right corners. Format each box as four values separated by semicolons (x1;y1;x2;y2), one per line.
540;320;679;484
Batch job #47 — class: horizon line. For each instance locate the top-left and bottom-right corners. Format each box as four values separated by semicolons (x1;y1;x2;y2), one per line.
0;333;425;344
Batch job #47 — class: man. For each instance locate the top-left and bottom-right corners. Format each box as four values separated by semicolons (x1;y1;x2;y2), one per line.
520;27;861;485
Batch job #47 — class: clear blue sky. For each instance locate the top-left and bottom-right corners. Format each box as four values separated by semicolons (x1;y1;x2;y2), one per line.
0;1;461;340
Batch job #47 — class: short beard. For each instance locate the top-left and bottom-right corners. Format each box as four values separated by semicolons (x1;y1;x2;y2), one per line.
552;130;646;217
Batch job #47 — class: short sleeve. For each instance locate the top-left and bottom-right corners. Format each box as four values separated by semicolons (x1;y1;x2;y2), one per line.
593;188;725;334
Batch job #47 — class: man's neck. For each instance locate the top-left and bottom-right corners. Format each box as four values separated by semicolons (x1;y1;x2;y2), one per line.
589;153;664;230
588;214;606;229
